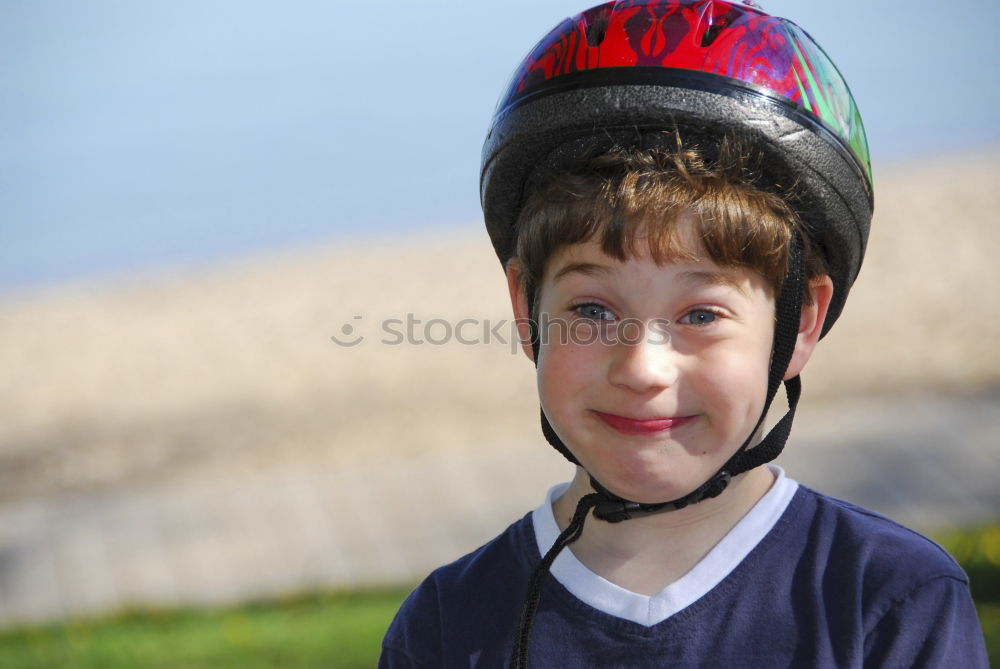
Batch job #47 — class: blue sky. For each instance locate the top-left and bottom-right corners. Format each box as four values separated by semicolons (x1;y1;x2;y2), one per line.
3;0;998;291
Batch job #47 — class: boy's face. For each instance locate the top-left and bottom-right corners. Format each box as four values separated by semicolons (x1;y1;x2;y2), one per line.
511;218;806;504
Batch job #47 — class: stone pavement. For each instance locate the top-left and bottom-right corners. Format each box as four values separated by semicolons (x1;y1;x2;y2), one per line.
0;389;996;628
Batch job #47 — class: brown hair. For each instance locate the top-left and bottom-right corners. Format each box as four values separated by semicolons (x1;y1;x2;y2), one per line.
513;134;827;310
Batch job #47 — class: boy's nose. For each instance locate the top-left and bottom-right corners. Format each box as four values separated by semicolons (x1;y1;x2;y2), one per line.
606;323;679;393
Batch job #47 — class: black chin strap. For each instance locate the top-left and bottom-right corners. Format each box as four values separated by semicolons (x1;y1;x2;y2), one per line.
510;234;805;668
510;492;601;669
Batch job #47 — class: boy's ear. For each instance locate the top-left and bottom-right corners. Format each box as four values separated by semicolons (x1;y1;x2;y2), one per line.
505;259;536;363
783;275;834;380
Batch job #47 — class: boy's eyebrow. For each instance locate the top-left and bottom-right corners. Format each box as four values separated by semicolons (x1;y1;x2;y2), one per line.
677;269;748;294
551;261;615;283
551;263;750;294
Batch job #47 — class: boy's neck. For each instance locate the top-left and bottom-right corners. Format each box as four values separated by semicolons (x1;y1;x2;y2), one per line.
551;465;776;596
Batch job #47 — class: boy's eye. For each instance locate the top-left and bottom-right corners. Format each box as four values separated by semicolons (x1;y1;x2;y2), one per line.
573;303;615;321
681;309;719;325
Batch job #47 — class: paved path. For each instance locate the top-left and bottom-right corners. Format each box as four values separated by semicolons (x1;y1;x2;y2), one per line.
0;389;997;628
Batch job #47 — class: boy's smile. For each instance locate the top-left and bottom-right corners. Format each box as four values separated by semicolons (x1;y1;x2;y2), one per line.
528;220;778;504
590;410;697;436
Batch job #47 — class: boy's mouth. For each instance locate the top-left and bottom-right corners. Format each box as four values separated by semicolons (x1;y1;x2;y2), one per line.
591;410;695;435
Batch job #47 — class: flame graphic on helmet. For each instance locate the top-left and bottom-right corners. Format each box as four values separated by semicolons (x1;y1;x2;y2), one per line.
498;0;871;186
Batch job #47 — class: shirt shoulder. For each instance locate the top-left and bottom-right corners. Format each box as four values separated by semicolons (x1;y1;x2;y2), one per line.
783;486;987;667
379;512;535;668
793;485;968;590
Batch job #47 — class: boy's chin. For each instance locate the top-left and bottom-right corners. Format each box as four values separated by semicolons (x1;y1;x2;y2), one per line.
583;465;712;506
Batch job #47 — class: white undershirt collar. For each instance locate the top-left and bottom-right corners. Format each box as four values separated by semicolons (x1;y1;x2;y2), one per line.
531;465;799;627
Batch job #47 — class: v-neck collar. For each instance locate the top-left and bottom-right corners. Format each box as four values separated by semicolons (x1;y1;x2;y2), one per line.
531;465;799;627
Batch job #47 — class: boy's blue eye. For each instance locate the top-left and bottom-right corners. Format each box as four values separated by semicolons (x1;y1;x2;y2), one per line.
574;304;615;321
683;309;718;325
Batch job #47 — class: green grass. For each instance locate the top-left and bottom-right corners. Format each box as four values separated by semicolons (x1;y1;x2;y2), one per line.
977;603;1000;665
937;524;1000;664
1;525;997;668
0;587;413;669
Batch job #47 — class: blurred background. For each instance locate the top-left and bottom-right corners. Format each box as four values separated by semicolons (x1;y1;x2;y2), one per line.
1;0;998;665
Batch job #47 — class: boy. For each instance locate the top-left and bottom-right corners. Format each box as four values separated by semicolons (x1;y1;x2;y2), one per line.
380;1;988;666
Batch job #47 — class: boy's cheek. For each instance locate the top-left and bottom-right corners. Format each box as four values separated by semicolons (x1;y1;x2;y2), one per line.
537;354;584;401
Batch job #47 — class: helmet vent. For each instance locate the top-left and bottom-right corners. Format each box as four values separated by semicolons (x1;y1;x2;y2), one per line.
582;4;613;47
700;9;735;47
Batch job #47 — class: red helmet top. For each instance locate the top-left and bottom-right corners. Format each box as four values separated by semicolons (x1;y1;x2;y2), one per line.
493;0;870;187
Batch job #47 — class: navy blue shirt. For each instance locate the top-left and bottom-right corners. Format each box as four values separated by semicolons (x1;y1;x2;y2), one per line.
380;485;987;668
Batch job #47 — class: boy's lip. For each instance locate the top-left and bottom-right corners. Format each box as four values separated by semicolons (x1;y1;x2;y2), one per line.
591;410;695;435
